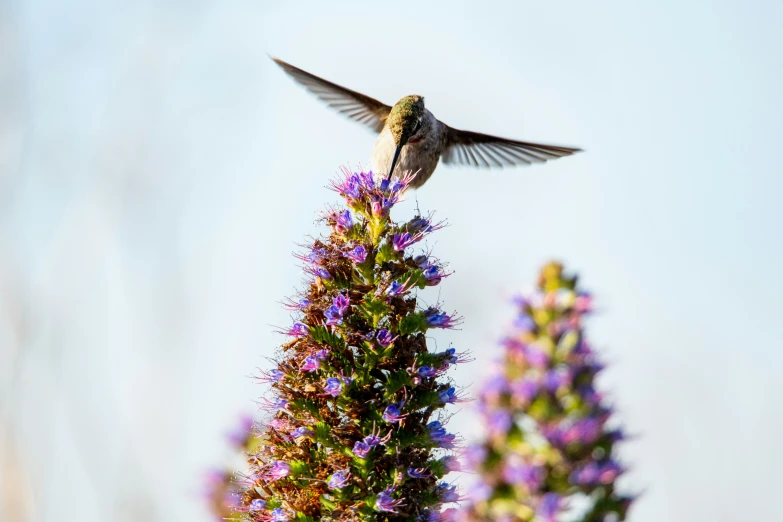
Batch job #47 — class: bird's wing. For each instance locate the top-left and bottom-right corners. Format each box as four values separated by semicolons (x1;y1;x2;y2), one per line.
272;57;392;133
441;125;581;168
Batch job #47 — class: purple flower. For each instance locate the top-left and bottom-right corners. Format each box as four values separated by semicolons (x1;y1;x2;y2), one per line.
509;378;539;405
514;313;536;332
257;368;286;384
417;366;437;378
307;247;327;265
438;387;464;404
260;398;288;413
502;457;543;489
316;267;331;280
537;493;561;521
300;355;321;372
376;329;394;346
436;483;460;503
270;508;289;522
466;479;492;503
249;498;266;511
335;210;353;233
441;456;462;472
544;368;571;393
324;305;343;325
285;322;309;337
328;469;350;489
569;460;624;486
291;426;313;439
333;294;350;314
345;245;367;263
225;415;254;448
323;377;342;397
352;440;371;458
392;232;419;252
375;488;402;513
386;280;408;296
382;402;406;423
423;265;443;286
464;446;487;469
363;430;387;447
485;409;513;438
427;421;456;449
358;170;375;189
524;344;550;368
407;467;431;479
262;461;290;482
480;374;509;403
425;311;459;329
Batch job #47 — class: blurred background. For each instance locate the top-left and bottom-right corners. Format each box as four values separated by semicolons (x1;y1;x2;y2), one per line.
1;1;782;521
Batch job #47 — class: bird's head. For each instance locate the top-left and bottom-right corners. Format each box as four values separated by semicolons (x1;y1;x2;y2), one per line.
387;95;425;147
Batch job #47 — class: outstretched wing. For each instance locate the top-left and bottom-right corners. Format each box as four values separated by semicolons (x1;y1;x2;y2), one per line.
272;57;392;133
442;125;581;168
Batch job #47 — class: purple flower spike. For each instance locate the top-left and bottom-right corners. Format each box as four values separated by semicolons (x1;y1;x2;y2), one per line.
462;262;633;522
345;245;367;263
328;469;351;489
323;377;342;397
382;402;406;423
270;507;289;522
375;488;403;513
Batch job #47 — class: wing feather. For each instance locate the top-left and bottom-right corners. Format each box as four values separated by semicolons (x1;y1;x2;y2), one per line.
272;57;391;133
442;126;581;168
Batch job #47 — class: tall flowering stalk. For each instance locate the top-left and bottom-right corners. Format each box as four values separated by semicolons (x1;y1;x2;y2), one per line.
235;169;466;521
463;262;634;522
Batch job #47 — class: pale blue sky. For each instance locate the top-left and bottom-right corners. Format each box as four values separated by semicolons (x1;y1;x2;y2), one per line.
1;1;781;521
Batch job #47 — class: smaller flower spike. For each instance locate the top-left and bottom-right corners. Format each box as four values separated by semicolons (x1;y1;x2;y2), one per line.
460;262;636;522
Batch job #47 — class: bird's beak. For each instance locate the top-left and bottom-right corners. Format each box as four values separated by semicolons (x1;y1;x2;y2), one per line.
386;143;403;182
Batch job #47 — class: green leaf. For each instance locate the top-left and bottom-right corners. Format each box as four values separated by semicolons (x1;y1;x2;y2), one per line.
398;313;428;336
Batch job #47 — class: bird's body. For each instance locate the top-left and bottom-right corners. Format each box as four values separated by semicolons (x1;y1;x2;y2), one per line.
272;58;581;189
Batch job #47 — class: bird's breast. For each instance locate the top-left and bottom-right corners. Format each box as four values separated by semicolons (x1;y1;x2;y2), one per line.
371;128;442;188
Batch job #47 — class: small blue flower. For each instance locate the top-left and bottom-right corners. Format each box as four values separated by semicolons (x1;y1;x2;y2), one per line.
327;469;351;489
249;498;266;511
382;402;406;423
374;488;402;513
344;245;367;263
376;329;394;346
352;440;371;458
323;377;342;397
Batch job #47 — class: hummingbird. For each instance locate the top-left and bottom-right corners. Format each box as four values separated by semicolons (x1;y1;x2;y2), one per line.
272;57;581;189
